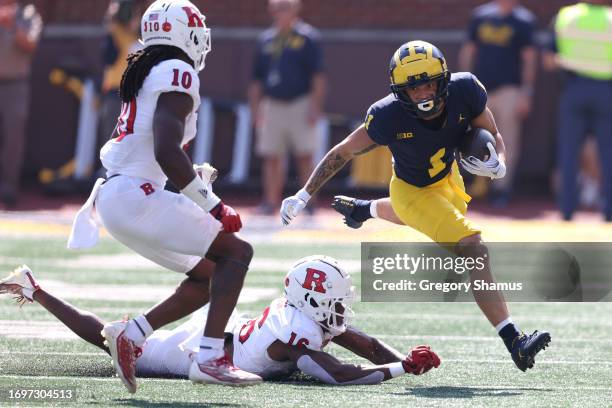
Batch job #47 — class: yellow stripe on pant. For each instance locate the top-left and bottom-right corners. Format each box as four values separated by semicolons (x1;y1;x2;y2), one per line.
389;161;481;243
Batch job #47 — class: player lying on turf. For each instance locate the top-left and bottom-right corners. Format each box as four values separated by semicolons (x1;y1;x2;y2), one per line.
280;40;550;372
0;257;440;384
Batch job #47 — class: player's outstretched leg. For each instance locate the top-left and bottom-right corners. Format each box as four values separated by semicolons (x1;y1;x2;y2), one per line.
456;235;551;371
189;233;262;385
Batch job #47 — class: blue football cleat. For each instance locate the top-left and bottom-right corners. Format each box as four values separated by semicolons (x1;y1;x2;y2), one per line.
511;330;551;372
331;196;363;229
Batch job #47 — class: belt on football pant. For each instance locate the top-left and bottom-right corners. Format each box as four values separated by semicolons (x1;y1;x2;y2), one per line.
447;168;472;203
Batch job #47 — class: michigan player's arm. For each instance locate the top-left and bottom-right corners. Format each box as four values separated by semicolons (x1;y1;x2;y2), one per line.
268;337;438;385
470;106;506;163
304;125;379;196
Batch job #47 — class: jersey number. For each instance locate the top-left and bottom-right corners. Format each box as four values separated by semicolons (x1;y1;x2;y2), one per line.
172;69;192;89
288;332;309;348
428;147;446;178
238;306;270;344
115;97;137;142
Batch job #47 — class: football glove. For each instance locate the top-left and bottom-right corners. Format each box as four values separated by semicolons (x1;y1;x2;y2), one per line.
460;142;506;179
402;345;441;375
280;189;311;226
210;202;242;233
193;162;218;185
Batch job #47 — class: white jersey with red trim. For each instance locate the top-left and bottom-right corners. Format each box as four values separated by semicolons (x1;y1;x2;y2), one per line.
232;297;333;379
100;58;200;186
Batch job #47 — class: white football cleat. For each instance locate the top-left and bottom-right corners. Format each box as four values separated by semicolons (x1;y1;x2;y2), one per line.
0;265;40;304
101;321;141;394
189;355;262;386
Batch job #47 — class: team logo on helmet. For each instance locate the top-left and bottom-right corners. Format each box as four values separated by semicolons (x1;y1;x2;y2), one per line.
389;40;450;118
284;255;355;336
140;0;212;71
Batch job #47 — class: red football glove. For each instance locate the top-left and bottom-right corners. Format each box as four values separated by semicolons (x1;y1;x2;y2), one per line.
402;345;441;375
210;202;242;233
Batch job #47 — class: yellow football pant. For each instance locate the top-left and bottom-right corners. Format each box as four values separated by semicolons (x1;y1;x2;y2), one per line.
389;161;481;243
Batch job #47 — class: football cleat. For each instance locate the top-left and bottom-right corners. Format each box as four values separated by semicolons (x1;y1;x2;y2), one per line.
189;355;262;386
0;265;40;305
511;330;551;372
101;321;141;394
331;196;364;229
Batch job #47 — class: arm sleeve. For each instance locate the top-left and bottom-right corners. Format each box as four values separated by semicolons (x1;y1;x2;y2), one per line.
466;73;488;118
364;106;389;146
17;5;43;43
145;60;201;105
518;18;536;49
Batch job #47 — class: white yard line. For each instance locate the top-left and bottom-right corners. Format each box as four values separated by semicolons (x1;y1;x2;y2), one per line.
0;374;611;392
3;351;612;366
0;255;361;273
0;283;277;303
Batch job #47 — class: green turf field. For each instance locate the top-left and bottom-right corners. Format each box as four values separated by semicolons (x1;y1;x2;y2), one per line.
1;233;611;407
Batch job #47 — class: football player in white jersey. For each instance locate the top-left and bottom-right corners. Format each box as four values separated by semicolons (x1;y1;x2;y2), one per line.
67;0;260;392
1;259;440;385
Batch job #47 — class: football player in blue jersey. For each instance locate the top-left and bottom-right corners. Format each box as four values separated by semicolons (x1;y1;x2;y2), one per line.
280;40;550;372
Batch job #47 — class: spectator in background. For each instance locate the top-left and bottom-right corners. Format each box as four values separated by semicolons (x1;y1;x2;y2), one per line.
543;0;612;222
459;0;537;207
248;0;326;215
98;0;144;151
0;0;41;207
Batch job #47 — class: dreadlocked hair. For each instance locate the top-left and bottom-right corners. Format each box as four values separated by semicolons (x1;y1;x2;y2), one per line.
119;45;192;103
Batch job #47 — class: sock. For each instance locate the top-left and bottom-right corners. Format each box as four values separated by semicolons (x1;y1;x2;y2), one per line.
196;336;225;364
124;315;153;347
351;199;374;222
496;317;520;353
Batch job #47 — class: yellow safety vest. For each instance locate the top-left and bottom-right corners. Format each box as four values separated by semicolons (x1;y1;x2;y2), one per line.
555;2;612;80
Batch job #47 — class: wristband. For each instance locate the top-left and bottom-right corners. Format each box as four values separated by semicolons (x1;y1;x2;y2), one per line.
388;362;405;378
181;176;221;212
296;188;311;203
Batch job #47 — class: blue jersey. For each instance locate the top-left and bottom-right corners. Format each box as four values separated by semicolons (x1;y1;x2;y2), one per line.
252;21;324;101
364;72;487;187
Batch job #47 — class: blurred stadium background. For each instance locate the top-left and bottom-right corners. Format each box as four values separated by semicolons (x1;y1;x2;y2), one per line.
1;0;611;407
6;0;604;211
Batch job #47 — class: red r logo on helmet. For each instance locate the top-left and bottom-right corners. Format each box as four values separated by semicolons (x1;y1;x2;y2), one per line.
302;268;327;293
182;6;203;27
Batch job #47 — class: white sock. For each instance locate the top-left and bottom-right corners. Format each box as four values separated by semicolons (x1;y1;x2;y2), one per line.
370;201;379;219
196;336;225;364
124;315;154;347
495;317;514;334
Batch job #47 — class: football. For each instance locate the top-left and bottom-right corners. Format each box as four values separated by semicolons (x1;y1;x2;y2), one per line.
459;128;496;161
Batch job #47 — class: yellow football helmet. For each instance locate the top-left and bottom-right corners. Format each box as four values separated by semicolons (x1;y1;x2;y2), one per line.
389;40;450;118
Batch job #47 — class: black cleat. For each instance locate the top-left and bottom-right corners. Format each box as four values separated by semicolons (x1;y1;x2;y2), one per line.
331;195;363;229
511;330;551;372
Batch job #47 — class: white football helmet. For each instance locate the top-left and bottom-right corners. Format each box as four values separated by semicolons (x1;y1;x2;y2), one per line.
284;255;356;336
140;0;211;71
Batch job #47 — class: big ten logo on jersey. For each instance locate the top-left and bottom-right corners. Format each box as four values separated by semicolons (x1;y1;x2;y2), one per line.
302;268;327;293
239;306;270;343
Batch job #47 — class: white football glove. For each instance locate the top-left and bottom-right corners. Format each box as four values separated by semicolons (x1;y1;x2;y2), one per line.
460;142;506;179
193;162;218;185
280;189;311;226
